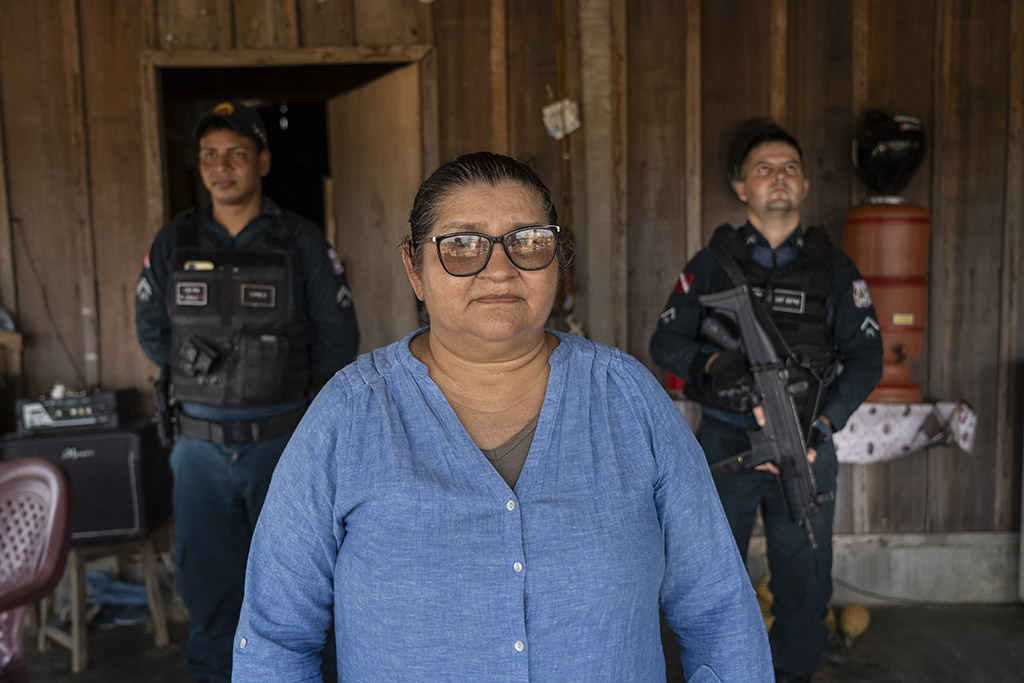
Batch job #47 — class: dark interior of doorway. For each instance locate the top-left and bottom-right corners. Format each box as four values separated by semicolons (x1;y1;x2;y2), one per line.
160;63;402;231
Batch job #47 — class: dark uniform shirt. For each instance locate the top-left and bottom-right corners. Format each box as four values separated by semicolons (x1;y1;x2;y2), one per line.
650;221;882;434
135;196;359;420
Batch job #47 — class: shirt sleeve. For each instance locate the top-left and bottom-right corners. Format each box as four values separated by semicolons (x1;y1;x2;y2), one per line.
294;222;360;388
649;249;724;384
233;383;349;681
134;224;175;367
632;368;773;681
819;252;884;431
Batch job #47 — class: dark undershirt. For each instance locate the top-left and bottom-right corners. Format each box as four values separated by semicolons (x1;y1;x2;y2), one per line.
480;414;540;489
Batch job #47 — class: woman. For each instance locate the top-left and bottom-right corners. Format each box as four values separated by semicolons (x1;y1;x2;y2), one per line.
232;152;772;682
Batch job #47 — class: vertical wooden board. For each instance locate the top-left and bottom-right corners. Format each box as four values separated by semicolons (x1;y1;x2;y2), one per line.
296;0;355;46
557;0;589;335
847;0;937;535
0;93;20;393
625;0;689;367
0;98;14;316
490;0;509;155
80;1;154;392
431;0;494;160
786;0;853;241
419;47;441;176
578;0;628;349
0;2;94;395
156;0;234;50
927;0;1010;532
700;0;772;241
834;463;855;534
351;0;429;46
1004;0;1024;535
862;0;935;208
506;0;563;196
328;64;422;354
231;0;299;49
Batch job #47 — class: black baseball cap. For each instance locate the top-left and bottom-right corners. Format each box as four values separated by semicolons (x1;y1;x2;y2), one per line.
194;100;269;151
726;118;802;184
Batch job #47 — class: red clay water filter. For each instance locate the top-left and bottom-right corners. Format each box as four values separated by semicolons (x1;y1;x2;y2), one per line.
842;201;930;402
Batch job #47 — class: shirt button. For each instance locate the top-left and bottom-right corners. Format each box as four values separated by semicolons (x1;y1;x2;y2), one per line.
506;500;516;511
513;561;523;573
239;637;247;649
514;640;525;652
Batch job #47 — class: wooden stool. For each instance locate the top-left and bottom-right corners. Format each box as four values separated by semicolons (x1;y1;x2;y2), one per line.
37;533;169;673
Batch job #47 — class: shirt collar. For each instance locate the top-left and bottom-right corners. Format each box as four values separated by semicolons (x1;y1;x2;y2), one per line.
199;196;280;242
739;221;806;250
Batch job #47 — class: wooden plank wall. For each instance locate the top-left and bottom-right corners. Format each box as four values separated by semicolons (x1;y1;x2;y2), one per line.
0;0;1019;537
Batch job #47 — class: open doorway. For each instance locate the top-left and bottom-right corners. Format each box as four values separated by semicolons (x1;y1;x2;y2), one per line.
142;48;437;353
158;62;400;224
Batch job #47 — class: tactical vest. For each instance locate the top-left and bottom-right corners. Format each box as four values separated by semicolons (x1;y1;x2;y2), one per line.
167;209;310;406
707;224;840;428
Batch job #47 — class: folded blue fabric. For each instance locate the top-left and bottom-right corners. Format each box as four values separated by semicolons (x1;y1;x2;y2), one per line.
86;571;149;606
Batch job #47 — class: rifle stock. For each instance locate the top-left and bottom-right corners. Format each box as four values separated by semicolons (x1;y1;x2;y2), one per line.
699;284;830;549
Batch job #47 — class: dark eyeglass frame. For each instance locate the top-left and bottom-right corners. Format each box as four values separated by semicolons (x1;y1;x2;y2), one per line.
428;225;561;277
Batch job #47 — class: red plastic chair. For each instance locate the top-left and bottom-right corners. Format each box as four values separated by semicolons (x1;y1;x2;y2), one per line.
0;458;73;683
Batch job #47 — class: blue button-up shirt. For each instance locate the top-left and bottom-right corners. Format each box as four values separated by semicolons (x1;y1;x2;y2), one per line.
233;330;772;682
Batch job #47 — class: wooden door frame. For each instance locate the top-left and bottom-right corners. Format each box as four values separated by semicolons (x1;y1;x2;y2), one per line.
139;45;438;235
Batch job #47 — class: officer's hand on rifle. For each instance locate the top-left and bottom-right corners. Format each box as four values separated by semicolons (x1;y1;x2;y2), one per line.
802;415;832;466
752;411;828;475
704;350;761;413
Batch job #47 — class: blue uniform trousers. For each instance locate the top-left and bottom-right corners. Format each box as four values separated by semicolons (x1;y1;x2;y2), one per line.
697;415;837;678
169;434;288;683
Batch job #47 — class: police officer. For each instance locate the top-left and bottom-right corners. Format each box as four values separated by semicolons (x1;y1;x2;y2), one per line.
650;120;882;683
135;100;358;682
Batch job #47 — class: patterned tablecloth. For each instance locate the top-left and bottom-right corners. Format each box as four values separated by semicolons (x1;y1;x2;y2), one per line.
673;398;976;465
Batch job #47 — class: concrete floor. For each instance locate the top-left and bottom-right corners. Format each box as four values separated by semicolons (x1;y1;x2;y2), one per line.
21;603;1024;682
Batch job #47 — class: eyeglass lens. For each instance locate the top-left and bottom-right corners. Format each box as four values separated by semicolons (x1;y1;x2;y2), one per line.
437;227;558;276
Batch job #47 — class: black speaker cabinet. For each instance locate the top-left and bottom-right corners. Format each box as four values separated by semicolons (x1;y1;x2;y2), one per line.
1;422;172;544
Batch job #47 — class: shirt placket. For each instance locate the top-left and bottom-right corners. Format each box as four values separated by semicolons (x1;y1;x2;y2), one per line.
502;494;530;682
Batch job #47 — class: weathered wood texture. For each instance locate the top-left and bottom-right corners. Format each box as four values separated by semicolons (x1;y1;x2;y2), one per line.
432;1;495;160
80;2;155;394
0;1;97;393
842;0;938;536
625;0;689;365
925;0;1013;532
0;0;1020;538
328;63;423;355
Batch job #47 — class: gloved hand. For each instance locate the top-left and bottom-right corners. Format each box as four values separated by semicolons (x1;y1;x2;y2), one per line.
806;416;833;449
705;351;761;413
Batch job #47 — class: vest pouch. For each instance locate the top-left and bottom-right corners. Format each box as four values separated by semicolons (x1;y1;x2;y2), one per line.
170;329;233;404
237;324;310;405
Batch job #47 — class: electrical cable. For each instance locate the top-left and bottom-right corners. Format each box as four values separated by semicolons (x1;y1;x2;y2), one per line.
11;216;90;390
831;575;978;607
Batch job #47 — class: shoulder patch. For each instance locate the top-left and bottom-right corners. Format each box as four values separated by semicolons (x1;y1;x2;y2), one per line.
852;279;873;308
135;276;153;302
675;272;695;294
327;247;345;275
143;249;151;269
336;284;353;308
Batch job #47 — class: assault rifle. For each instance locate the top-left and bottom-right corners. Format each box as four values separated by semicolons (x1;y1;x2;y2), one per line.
699;284;833;549
154;365;177;448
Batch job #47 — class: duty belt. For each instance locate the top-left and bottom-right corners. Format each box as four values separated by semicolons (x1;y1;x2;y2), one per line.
177;408;305;444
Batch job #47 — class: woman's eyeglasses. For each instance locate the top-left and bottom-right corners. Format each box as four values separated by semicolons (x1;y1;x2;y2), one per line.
429;225;560;277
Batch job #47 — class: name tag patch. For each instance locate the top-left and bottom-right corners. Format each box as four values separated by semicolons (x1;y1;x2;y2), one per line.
770;288;806;314
753;287;806;314
176;282;208;306
240;283;276;308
